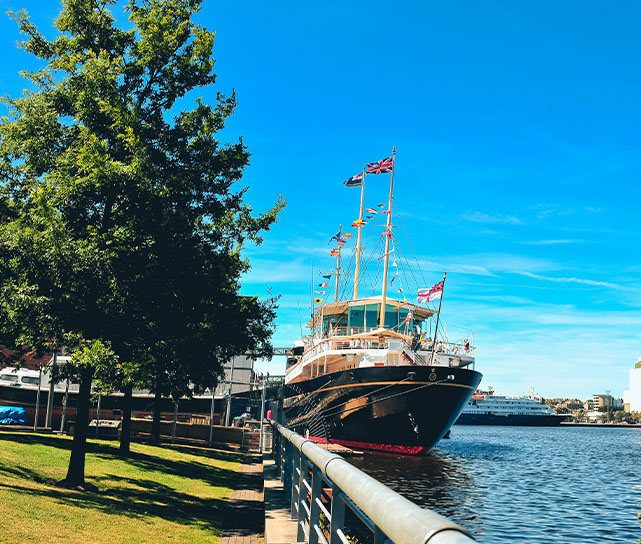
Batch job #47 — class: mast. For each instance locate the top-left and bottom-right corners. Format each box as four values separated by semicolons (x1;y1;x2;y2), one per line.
334;246;341;303
378;147;396;328
428;271;447;366
352;164;367;299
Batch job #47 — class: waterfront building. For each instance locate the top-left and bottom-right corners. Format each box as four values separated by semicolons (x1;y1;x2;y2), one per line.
586;410;605;422
591;393;623;411
625;357;641;413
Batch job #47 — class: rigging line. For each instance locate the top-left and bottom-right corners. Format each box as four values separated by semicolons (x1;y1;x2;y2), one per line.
445;322;474;332
393;234;421;291
340;241;360;301
356;238;375;298
373;258;381;298
341;250;358;301
393;198;427;285
389;240;416;305
367;239;381;295
356;220;382;298
294;376;413;421
313;378;453;421
392;237;414;298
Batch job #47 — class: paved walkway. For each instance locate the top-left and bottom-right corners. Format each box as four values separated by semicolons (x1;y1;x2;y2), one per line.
263;458;299;544
220;453;265;544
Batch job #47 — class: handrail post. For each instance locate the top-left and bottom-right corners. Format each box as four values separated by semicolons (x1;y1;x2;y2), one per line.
291;446;301;520
329;484;346;544
309;468;322;544
297;457;309;542
283;441;292;499
374;527;387;544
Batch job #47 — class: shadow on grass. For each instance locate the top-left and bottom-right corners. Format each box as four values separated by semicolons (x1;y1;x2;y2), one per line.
0;474;229;534
0;462;57;485
164;444;241;463
0;431;242;486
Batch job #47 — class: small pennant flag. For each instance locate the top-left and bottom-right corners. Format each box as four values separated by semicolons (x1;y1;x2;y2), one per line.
328;228;342;245
417;281;444;303
315;290;326;294
319;282;329;288
381;210;391;214
393;298;407;310
344;173;363;187
367;156;394;174
343;233;353;238
391;271;399;284
314;298;323;303
377;203;385;207
404;311;413;324
366;208;378;214
352;221;367;228
321;274;332;279
330;250;339;256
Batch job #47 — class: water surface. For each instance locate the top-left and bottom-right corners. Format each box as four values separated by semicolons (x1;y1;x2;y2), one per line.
348;426;641;543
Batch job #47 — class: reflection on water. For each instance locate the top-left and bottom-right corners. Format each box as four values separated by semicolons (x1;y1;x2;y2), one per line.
348;426;641;543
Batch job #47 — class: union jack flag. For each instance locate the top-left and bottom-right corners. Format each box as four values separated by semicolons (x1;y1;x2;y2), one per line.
367;156;394;174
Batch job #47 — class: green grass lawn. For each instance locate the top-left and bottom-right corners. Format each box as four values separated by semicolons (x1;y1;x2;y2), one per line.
0;431;241;544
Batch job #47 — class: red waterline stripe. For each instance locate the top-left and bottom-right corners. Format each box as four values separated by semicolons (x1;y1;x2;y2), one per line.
307;435;429;456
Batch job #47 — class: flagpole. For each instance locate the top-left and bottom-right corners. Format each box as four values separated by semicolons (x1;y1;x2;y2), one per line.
310;258;314;323
428;271;447;366
353;164;367;299
378;147;396;328
334;224;342;303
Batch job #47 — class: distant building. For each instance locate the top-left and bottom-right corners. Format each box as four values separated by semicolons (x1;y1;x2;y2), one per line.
214;355;256;397
586;411;605;422
592;394;613;409
591;393;624;411
628;357;641;413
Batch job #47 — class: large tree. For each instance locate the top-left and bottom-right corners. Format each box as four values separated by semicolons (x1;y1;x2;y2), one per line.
0;0;283;486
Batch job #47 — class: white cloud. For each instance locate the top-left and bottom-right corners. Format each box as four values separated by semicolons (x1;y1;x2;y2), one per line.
520;239;582;245
515;271;631;291
461;211;522;224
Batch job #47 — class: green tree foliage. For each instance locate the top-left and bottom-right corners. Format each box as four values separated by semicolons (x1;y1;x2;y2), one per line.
0;0;283;485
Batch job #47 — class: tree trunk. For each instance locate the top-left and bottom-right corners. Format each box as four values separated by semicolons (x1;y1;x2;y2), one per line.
119;384;133;456
150;388;162;445
58;366;96;490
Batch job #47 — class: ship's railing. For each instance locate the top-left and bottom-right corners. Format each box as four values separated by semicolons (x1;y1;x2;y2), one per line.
305;337;475;360
437;342;476;357
271;420;477;544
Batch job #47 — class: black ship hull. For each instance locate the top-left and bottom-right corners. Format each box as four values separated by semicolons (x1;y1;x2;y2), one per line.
283;365;482;455
455;413;570;426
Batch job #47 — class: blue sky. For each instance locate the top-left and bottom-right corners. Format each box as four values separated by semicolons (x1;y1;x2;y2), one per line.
1;1;640;399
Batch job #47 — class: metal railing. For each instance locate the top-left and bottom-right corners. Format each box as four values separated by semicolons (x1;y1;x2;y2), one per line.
270;421;477;544
302;334;475;360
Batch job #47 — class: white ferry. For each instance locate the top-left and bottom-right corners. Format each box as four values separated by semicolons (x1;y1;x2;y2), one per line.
455;391;570;426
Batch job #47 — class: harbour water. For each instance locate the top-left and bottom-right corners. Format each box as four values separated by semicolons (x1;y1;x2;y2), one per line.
348;425;641;543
